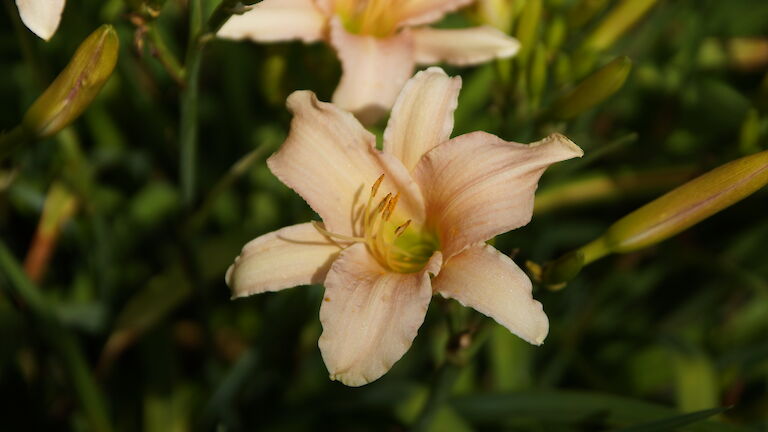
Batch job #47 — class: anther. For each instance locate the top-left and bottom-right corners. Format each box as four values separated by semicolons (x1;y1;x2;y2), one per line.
371;174;384;197
394;219;411;237
383;193;400;221
375;193;392;214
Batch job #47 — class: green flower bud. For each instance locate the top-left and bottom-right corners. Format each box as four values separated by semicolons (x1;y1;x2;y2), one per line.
529;42;547;109
551;56;632;119
542;150;768;287
590;149;768;261
22;25;119;139
582;0;659;53
473;0;514;34
739;109;762;155
545;15;567;54
567;0;609;29
514;0;542;66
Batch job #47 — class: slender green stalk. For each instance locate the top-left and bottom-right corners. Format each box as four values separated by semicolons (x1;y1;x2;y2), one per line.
206;0;260;35
4;0;46;86
412;361;462;432
179;0;263;207
412;317;492;432
0;240;113;432
187;142;269;231
0;125;29;162
147;24;185;86
179;0;204;207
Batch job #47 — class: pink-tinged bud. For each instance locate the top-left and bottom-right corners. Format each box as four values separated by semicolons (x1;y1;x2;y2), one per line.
540;150;768;287
595;149;768;259
22;25;119;139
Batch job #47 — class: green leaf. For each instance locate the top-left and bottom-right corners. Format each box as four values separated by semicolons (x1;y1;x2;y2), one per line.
452;391;746;431
615;407;730;432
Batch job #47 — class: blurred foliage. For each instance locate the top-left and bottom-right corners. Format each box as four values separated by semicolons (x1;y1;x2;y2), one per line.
1;0;768;430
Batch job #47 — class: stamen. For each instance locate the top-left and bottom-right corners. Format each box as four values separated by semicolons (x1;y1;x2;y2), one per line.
376;193;392;214
363;174;385;236
383;193;399;221
394;219;411;237
371;174;384;197
311;220;365;243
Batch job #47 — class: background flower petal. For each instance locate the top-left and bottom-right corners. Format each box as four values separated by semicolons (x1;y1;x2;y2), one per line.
383;67;461;173
226;223;341;298
412;26;521;66
433;244;549;345
15;0;65;41
414;132;583;258
319;243;441;386
330;20;415;123
217;0;326;43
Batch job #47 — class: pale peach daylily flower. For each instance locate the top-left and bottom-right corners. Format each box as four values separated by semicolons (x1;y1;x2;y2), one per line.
226;68;583;386
218;0;520;121
15;0;65;41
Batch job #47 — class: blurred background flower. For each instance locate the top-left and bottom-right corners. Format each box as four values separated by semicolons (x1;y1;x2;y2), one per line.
217;0;519;122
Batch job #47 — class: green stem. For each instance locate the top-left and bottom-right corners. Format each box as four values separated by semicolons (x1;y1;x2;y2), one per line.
576;236;611;265
205;0;260;35
147;24;185;86
0;125;30;162
4;0;47;86
186;142;268;231
179;0;203;207
412;317;492;432
0;240;113;432
412;361;462;432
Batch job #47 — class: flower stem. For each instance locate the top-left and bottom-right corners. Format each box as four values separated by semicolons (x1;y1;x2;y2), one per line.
179;0;203;207
412;316;492;432
412;360;462;432
186;141;269;232
0;125;29;162
147;24;185;86
205;0;260;35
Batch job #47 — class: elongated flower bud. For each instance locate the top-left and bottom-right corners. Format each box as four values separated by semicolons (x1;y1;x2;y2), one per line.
473;0;514;34
599;149;768;255
24;182;78;283
551;56;631;119
22;25;119;139
540;150;768;286
582;0;659;53
514;0;541;65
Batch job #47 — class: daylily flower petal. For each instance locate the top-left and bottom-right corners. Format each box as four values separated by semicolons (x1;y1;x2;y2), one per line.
397;0;474;28
415;132;583;258
217;0;326;43
226;223;341;298
319;243;441;386
433;244;549;345
383;67;461;172
330;19;415;123
15;0;65;41
269;91;425;234
377;150;427;224
412;26;521;66
267;90;384;235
